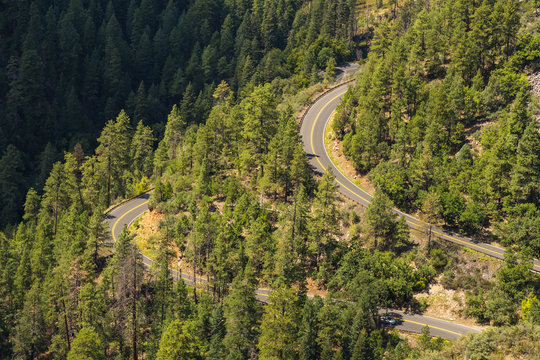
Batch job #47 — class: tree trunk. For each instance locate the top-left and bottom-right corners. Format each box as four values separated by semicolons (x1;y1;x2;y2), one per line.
193;240;198;304
62;297;71;350
54;189;59;235
107;153;111;207
132;253;137;360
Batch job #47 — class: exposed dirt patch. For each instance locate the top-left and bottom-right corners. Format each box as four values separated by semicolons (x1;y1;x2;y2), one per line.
528;71;540;126
463;119;496;155
415;283;485;329
325;116;377;195
131;209;165;260
135;209;164;239
529;72;540;101
131;208;220;282
305;278;330;297
411;237;501;327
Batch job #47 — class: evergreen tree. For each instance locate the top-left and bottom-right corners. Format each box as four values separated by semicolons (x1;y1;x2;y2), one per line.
13;282;46;359
299;298;322;360
207;307;226;360
96;110;132;207
67;328;105;360
325;57;337;81
509;120;540;204
364;191;398;250
240;84;278;174
0;145;25;227
258;286;301;360
351;328;370;360
41;162;68;234
22;188;40;227
111;228;144;360
64;152;85;211
223;268;259;360
131;120;155;178
156;320;205;360
309;169;340;278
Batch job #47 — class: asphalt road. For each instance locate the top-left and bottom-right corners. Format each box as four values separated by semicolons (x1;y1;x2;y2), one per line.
103;79;491;339
299;82;540;274
107;74;540;339
104;173;480;338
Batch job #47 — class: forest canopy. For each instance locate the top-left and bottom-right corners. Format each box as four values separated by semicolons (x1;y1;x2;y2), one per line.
0;0;357;228
0;0;539;359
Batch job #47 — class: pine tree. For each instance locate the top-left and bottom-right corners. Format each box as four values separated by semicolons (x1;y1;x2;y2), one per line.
154;222;174;328
310;169;340;276
131;120;155;178
96;110;132;207
156;320;205;360
245;215;273;275
364;191;398;250
161;104;186;160
64;152;85;211
67;328;104;360
13;282;46;359
207;307;226;360
0;145;25;227
18;48;47;140
509;120;540;204
299;298;322;360
41;162;68;234
171;276;193;321
220;14;235;60
112;228;144;360
325;57;337;81
181;83;197;124
240;84;278;173
258;286;301;359
223;269;259;360
133;81;150;124
351;328;370;360
23;188;41;227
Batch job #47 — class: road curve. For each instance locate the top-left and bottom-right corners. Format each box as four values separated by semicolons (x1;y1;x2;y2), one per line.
299;82;540;274
105;179;479;338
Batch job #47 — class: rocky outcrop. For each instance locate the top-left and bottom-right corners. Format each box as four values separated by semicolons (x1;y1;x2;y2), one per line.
529;72;540;98
528;72;540;125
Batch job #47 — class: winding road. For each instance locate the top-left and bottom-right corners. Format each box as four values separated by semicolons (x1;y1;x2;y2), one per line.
105;77;539;340
105;190;480;340
300;81;540;274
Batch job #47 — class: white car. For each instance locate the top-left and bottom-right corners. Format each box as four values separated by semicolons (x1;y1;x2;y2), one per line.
380;315;397;325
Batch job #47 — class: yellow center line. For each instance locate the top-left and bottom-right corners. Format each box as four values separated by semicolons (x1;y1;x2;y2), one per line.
308;89;540;272
113;201;280;296
389;316;464;336
111;200;149;242
171;271;269;298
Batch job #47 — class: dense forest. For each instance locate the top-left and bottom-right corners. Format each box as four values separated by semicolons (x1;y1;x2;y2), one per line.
0;0;539;359
333;0;540;258
0;0;356;227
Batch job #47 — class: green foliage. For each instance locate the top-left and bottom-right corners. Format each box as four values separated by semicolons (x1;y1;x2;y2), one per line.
415;322;540;359
0;145;25;227
334;0;540;255
0;0;358;228
207;307;226;360
156;320;205;360
364;191;410;251
67;328;104;360
299;297;322;360
223;269;260;360
258;286;301;359
1;2;539;359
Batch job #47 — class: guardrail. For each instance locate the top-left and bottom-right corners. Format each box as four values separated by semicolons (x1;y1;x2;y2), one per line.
105;187;154;215
298;79;355;128
303;79;540;273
